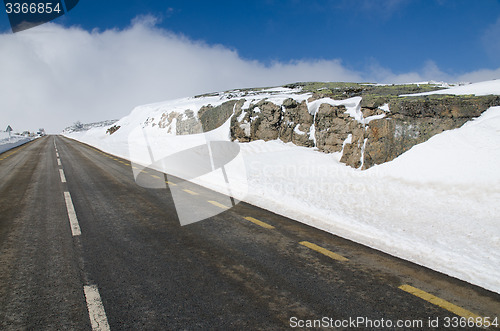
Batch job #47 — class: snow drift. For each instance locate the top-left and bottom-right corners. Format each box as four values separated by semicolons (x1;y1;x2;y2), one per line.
64;80;500;294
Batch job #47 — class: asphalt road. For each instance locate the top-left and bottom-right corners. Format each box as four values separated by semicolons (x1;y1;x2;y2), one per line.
0;135;499;330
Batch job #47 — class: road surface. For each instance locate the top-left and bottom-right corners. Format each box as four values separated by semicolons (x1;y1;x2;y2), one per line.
1;136;499;330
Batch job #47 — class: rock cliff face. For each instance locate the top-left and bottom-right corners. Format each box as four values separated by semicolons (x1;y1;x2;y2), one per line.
362;95;499;168
138;82;500;170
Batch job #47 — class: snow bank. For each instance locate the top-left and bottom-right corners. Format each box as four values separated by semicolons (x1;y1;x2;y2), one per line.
235;108;500;294
0;132;33;154
372;107;500;185
64;81;500;294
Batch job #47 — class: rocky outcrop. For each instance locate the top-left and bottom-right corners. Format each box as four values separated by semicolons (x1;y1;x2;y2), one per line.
156;109;203;134
231;85;500;169
232;98;316;146
199;100;243;132
362;94;500;168
143;82;500;170
279;99;315;147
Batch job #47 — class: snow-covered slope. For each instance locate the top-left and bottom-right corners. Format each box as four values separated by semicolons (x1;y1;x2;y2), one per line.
401;79;500;96
64;80;500;294
0;132;33;154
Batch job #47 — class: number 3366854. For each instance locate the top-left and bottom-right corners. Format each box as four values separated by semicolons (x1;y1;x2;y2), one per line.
5;2;62;14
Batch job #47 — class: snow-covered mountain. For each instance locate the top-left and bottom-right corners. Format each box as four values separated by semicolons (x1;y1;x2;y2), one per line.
64;79;500;294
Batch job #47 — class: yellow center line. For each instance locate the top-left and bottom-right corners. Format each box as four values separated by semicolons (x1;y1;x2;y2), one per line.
398;285;482;319
183;189;199;195
150;175;162;179
208;200;229;209
243;216;275;229
165;181;177;186
1;150;19;160
299;241;349;262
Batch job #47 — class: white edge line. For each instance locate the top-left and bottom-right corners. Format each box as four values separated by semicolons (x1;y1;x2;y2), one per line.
57;159;62;166
64;191;81;236
59;169;67;183
84;285;111;331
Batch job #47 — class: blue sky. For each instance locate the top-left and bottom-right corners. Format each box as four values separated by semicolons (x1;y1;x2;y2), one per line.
1;0;500;132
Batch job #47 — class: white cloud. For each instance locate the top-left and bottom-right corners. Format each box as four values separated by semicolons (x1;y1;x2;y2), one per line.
0;19;498;133
366;60;422;84
0;21;363;133
456;67;500;83
368;59;500;85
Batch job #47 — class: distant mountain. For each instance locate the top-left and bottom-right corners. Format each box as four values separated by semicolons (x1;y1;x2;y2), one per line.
62;119;118;134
